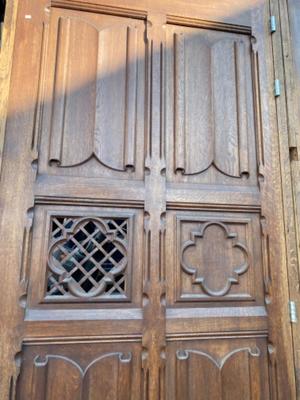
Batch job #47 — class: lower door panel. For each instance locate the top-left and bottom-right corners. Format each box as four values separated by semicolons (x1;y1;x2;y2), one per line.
166;337;270;400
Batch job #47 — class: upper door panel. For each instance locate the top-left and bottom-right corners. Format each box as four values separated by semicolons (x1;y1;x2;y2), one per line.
165;25;257;186
38;8;146;180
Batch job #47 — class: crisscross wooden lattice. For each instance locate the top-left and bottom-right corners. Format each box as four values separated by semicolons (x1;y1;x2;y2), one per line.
46;217;129;299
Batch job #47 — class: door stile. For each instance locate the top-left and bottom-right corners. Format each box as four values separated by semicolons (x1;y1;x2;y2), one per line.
0;1;49;398
251;1;296;397
269;0;300;397
0;0;19;175
142;13;167;400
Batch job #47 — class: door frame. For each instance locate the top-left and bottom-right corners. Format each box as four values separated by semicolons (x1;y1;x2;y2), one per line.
0;0;297;398
273;0;300;398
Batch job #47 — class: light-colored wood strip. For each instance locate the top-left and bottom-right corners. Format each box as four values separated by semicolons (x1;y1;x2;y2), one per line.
49;17;71;164
124;26;138;169
212;39;239;177
174;32;185;173
0;0;19;177
32;22;49;158
235;40;249;176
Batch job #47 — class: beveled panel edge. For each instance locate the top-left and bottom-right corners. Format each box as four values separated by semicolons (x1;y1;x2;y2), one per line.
34;195;144;208
34;175;145;207
166;185;260;212
51;0;147;19
166;306;267;319
166;330;268;341
166;307;268;337
166;14;251;34
23;334;142;345
25;308;143;321
24;318;143;341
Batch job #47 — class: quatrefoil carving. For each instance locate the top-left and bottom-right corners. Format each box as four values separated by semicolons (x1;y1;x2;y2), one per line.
180;221;249;297
47;217;128;299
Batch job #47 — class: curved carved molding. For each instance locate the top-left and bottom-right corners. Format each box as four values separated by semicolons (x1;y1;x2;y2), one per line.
176;347;261;369
180;221;249;296
47;216;128;299
34;352;132;376
49;16;139;171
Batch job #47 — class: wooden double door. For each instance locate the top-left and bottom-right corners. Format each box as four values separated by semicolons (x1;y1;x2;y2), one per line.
0;0;295;398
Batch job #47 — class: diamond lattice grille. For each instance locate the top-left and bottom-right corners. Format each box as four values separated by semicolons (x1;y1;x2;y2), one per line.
46;217;129;299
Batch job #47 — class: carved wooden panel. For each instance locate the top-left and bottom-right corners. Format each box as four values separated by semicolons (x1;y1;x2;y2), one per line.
165;25;257;186
166;338;270;400
47;216;130;300
28;206;143;307
166;211;264;303
17;342;141;400
38;8;146;179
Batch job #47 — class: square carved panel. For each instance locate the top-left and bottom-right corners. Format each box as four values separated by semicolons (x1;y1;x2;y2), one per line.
28;206;143;307
47;216;130;300
166;211;264;303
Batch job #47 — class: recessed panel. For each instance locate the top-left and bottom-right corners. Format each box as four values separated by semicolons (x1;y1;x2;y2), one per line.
17;342;142;400
165;25;257;186
166;210;265;304
38;8;146;180
166;338;270;400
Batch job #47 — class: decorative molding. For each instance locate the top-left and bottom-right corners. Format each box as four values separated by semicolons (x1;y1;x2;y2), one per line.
9;352;22;400
251;36;265;177
34;352;132;374
19;208;34;308
141;14;167;399
166;201;261;213
176;346;260;368
34;195;144;208
260;217;271;298
24;334;142;345
167;331;268;341
31;19;50;161
180;221;249;297
268;343;279;400
51;0;147;19
167;15;251;34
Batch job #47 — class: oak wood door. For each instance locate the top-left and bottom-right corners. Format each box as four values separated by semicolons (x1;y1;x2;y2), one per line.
0;0;295;399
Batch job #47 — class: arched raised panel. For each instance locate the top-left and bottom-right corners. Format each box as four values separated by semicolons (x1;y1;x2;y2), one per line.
168;26;253;183
212;38;248;178
175;347;261;400
174;32;213;175
29;353;132;400
49;17;139;171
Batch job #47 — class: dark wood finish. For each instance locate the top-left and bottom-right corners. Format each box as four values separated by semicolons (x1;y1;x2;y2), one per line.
0;0;296;399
